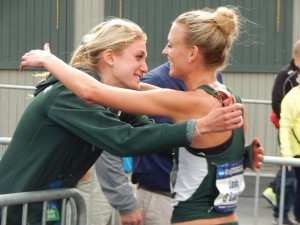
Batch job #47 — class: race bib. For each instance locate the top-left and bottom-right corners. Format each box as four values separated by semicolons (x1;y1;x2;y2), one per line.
214;158;245;212
46;200;60;222
46;180;62;222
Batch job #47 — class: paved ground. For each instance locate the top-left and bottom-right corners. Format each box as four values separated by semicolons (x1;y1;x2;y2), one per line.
236;175;296;225
237;195;275;225
235;175;274;225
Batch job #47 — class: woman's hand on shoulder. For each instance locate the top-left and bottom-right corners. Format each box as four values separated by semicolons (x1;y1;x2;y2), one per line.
195;103;244;135
20;43;52;71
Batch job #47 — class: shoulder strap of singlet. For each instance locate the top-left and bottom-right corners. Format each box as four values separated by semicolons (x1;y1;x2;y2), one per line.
196;84;242;104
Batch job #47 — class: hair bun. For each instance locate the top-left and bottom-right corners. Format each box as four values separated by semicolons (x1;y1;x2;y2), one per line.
213;7;238;36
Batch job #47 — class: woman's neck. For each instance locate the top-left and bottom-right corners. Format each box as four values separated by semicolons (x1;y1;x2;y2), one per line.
183;70;219;91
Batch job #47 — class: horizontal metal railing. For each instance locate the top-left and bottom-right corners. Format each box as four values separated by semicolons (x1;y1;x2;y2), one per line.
0;188;86;225
0;138;87;225
0;84;35;90
243;99;271;104
252;157;300;225
0;137;11;145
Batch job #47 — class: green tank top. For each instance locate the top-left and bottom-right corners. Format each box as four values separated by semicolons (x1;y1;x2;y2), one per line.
171;85;244;223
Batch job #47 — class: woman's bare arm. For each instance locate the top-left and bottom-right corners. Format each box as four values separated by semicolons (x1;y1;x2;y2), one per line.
20;44;198;119
20;43;244;134
140;83;160;91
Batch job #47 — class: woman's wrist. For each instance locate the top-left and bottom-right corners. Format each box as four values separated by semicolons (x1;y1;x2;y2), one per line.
194;125;201;137
195;118;209;137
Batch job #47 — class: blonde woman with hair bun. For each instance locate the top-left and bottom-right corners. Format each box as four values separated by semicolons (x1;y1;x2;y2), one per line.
21;7;264;225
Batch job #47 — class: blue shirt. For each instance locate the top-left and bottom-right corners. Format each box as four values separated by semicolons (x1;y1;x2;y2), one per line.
132;62;223;191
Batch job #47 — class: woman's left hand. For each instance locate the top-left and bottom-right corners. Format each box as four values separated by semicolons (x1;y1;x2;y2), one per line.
251;137;264;172
20;43;52;72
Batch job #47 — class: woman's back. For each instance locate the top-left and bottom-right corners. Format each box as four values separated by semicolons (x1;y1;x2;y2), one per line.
171;83;238;149
171;86;245;224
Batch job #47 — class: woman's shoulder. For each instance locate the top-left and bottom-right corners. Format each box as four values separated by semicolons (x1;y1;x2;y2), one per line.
195;84;241;106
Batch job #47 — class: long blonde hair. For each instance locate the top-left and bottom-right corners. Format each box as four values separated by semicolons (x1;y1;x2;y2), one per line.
69;18;147;71
36;18;147;81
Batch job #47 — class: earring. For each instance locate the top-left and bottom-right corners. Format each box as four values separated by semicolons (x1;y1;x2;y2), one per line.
110;62;113;65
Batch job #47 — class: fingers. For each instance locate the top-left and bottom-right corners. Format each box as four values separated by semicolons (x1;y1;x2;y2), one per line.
222;109;243;130
225;118;243;130
223;103;244;112
19;43;51;72
20;53;32;72
20;64;24;72
252;152;263;172
257;147;264;155
44;43;51;52
20;51;32;72
251;137;261;149
120;208;142;225
196;102;244;134
251;138;264;172
223;104;243;124
220;104;244;130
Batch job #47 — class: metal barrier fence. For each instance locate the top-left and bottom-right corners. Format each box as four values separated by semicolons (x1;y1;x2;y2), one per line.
256;157;300;225
0;137;116;225
0;84;35;90
2;140;300;225
0;188;86;225
0;136;87;225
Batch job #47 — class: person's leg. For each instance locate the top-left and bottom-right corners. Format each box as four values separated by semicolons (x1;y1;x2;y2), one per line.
76;171;114;225
284;168;295;215
294;164;300;224
274;168;283;218
137;188;172;225
263;176;277;207
269;179;277;190
273;166;295;225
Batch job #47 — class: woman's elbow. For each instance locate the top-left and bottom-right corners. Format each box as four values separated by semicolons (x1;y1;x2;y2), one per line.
80;87;97;104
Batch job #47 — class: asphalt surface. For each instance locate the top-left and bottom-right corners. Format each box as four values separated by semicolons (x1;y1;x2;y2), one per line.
236;175;296;225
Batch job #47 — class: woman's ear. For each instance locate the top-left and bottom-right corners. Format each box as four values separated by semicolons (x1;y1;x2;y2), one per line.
188;46;199;63
103;49;114;66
